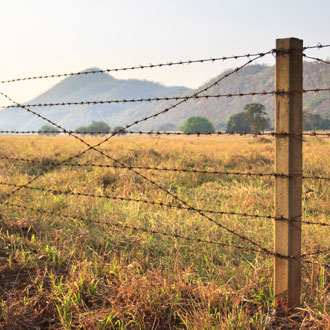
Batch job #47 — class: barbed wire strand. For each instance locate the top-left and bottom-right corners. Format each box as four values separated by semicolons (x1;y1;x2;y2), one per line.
1;154;330;182
0;91;277;109
3;201;329;260
303;54;330;64
0;43;328;85
1;87;330;110
0;51;274;85
303;43;330;50
0;129;285;136
1;181;329;227
0;180;280;220
2;201;283;258
1;129;330;137
0;154;283;177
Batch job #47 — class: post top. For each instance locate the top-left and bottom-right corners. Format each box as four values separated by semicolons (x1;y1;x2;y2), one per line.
276;38;303;49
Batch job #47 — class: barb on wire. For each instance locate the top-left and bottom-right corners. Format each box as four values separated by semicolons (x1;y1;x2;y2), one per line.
0;44;328;85
303;43;330;50
0;154;280;177
274;44;330;53
3;181;330;228
1;129;330;137
303;54;330;65
0;129;282;136
0;90;277;109
0;43;327;86
2;154;330;182
0;50;273;85
0;180;280;220
302;175;330;182
3;154;330;181
296;218;330;227
302;87;330;94
4;201;327;260
301;247;330;258
4;154;330;181
302;132;330;137
1;87;329;111
3;201;280;258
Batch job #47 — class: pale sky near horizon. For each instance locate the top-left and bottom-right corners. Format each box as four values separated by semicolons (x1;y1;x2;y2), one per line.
0;0;329;105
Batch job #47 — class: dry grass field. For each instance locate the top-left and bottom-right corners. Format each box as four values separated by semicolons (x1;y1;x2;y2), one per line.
0;135;329;329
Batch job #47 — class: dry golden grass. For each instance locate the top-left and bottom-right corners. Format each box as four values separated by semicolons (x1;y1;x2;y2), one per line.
0;135;329;329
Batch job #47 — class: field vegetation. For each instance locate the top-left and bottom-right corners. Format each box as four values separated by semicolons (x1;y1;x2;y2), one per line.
0;135;329;329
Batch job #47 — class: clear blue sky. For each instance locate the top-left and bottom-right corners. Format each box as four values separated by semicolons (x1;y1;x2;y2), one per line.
1;0;329;104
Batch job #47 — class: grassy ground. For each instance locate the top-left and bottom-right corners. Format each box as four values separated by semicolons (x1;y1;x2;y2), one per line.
0;135;329;329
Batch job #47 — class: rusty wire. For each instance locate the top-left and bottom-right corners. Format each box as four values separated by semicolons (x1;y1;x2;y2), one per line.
0;180;280;220
303;43;330;50
303;54;330;65
1;129;330;138
0;50;273;85
1;87;329;110
2;154;330;182
1;181;329;228
0;43;328;85
3;201;329;260
0;154;280;177
2;201;283;258
0;90;277;109
0;129;281;136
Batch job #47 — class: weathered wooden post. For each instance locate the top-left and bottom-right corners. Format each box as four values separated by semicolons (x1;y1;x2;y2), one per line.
274;37;303;310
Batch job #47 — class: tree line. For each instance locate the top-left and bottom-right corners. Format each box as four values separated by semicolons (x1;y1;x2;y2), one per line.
39;121;126;136
38;103;330;136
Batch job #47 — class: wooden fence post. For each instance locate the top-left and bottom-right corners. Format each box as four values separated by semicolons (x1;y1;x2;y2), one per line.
274;37;303;310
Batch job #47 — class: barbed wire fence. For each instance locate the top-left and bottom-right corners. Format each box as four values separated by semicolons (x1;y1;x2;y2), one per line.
0;39;330;311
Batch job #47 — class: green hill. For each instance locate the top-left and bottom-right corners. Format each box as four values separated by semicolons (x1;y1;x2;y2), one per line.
133;61;330;130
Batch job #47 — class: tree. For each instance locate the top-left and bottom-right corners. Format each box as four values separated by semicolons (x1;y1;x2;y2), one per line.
181;116;215;133
226;112;251;133
112;126;127;135
226;103;270;134
87;121;111;133
38;124;60;136
304;113;330;131
244;103;270;134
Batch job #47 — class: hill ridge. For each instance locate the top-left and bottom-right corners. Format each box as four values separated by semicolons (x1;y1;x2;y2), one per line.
0;62;328;131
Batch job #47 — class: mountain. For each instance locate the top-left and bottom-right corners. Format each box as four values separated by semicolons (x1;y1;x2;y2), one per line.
0;68;191;131
0;62;329;131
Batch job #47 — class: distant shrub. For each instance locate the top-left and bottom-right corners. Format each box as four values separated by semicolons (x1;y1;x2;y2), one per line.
304;113;330;131
181;116;215;134
75;121;111;135
158;123;176;131
74;126;90;134
38;124;60;136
